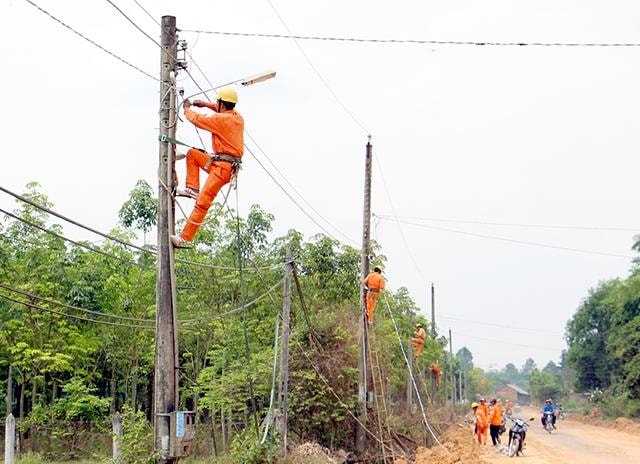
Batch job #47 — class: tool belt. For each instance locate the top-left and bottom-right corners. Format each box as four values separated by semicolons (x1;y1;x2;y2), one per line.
367;288;380;294
203;152;242;171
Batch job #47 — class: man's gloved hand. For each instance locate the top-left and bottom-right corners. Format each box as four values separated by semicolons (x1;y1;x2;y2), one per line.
183;99;192;109
192;100;207;108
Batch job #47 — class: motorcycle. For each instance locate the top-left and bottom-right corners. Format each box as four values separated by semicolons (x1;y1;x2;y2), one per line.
505;417;534;457
543;411;555;433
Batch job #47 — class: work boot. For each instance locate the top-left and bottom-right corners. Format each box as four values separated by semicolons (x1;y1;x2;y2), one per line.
176;187;199;200
170;234;188;248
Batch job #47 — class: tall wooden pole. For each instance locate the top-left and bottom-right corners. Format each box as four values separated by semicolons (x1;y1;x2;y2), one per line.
449;329;454;405
154;15;178;463
430;284;437;404
357;137;373;453
277;249;293;461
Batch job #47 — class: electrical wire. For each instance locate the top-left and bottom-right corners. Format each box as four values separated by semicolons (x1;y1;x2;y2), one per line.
0;293;156;330
21;0;158;82
0;185;279;271
104;0;162;49
374;214;640;233
381;295;449;452
453;331;564;352
0;208;136;266
265;0;370;136
439;315;564;335
0;282;154;323
182;29;640;48
376;216;633;259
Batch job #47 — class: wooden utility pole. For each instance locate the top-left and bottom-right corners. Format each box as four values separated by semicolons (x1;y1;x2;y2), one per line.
449;329;454;405
154;15;179;463
429;284;437;404
277;249;293;461
357;137;373;453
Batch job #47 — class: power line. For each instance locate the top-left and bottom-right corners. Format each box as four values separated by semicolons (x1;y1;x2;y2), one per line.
374;214;640;233
376;216;633;259
245;133;359;246
0;208;136;265
264;0;369;136
0;185;277;271
182;29;640;48
0;282;154;323
454;331;564;352
104;0;162;49
22;0;158;81
0;293;155;330
439;315;563;335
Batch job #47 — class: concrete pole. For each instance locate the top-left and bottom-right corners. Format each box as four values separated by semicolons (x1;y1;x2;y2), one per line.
406;342;413;412
449;329;454;405
5;413;15;464
277;249;293;461
154;15;178;463
113;412;123;464
6;365;12;416
357;138;373;453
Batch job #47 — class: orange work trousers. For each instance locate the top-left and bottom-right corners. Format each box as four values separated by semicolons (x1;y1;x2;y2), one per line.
476;425;488;445
366;290;379;322
411;337;425;358
181;148;234;242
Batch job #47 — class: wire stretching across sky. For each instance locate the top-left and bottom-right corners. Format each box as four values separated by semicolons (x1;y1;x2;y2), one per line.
265;0;370;136
182;29;640;48
376;216;634;259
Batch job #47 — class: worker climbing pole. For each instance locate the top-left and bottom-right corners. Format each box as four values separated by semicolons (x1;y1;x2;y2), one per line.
170;86;244;248
362;265;385;325
410;323;427;359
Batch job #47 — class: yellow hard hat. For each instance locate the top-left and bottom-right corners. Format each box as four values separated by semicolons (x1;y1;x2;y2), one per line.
471;402;478;409
217;86;238;104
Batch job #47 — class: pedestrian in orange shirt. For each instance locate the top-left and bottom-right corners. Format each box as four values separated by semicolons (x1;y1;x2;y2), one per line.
362;266;385;324
488;398;503;446
478;398;489;443
411;323;427;358
170;87;244;247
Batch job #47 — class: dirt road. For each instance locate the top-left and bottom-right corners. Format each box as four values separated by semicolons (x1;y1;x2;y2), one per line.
481;408;640;464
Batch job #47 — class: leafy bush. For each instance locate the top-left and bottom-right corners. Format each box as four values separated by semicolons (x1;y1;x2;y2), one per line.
229;428;277;464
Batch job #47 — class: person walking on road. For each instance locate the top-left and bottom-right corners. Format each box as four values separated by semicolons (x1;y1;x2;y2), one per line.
362;266;385;325
170;87;244;247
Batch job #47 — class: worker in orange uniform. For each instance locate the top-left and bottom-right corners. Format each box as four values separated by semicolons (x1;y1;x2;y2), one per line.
478;398;490;443
170;87;244;248
362;266;385;325
488;398;503;446
411;323;427;358
472;402;488;445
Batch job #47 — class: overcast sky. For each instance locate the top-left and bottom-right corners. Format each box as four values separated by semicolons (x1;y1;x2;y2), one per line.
2;0;639;371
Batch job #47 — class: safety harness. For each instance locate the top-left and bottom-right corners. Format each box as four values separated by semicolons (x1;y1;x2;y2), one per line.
159;135;242;172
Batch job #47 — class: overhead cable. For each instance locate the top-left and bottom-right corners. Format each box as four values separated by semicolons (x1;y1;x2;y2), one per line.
265;0;370;136
0;185;278;271
22;0;158;81
439;315;563;335
374;214;640;233
376;216;633;259
183;29;640;48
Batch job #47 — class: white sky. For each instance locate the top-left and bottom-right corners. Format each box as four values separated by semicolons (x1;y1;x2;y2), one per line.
2;0;639;370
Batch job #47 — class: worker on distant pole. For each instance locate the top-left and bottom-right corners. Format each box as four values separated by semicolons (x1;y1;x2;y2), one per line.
170;87;244;247
411;323;427;359
362;266;385;325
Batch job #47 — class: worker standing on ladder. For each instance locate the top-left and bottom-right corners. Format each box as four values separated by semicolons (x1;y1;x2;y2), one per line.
411;323;427;358
362;266;385;325
170;87;244;247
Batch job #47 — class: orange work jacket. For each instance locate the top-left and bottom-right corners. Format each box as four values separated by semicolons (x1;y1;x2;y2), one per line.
363;272;385;291
489;404;503;426
185;107;244;157
415;327;426;341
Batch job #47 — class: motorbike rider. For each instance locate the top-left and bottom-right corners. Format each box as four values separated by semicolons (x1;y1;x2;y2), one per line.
541;398;557;429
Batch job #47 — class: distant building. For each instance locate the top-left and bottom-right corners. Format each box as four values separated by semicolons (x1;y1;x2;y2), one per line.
495;384;530;404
